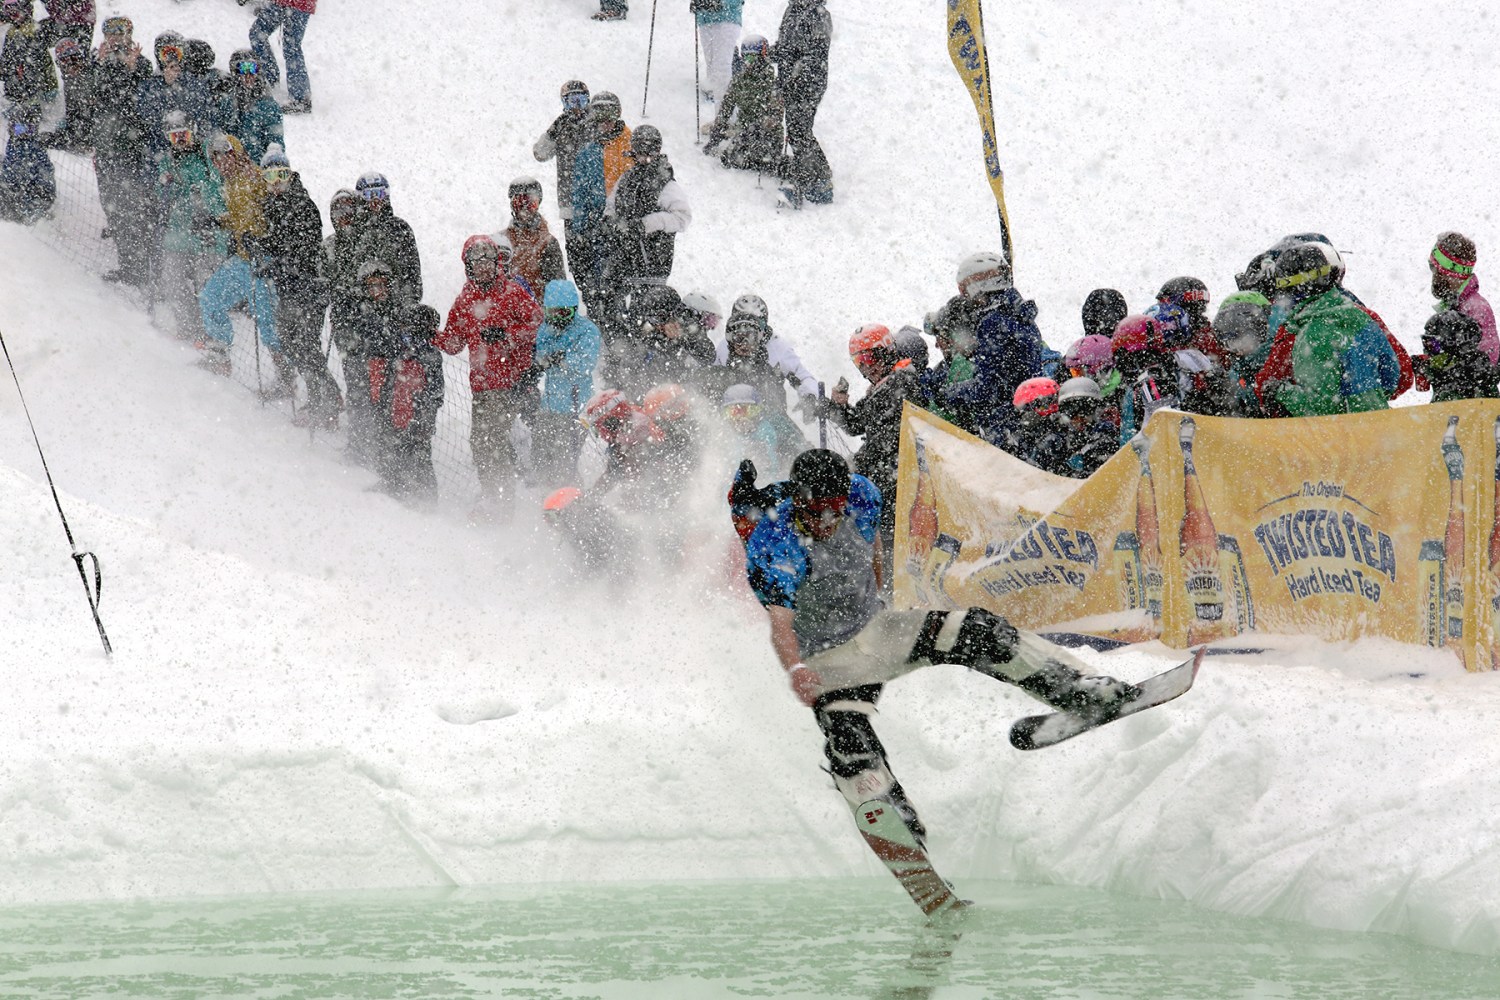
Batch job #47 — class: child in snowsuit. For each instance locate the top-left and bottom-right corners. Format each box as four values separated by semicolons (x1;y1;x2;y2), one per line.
1414;311;1499;403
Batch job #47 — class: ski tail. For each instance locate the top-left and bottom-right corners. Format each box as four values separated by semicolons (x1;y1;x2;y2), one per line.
855;800;966;919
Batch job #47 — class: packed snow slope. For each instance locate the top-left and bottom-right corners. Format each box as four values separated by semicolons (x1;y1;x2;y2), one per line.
3;0;1500;957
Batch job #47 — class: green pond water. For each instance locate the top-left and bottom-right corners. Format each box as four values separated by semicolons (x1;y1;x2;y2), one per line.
0;879;1495;999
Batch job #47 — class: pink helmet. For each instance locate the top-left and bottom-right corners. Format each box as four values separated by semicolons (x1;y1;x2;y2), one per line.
1111;314;1164;354
1072;334;1113;376
1013;376;1059;415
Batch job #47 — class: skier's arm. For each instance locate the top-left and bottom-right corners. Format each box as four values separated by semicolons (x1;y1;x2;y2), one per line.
642;180;691;233
766;605;822;707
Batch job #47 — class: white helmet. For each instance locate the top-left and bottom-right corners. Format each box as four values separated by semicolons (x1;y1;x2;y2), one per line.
1057;377;1102;403
731;293;768;323
956;251;1012;299
682;291;722;317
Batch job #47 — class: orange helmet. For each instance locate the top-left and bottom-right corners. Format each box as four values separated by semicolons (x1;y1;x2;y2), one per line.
848;323;894;370
642;383;691;423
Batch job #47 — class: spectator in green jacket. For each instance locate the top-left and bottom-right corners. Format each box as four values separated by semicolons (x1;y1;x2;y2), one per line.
703;35;783;173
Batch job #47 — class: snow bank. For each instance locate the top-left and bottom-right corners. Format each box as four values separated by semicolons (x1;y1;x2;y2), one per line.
2;0;1499;958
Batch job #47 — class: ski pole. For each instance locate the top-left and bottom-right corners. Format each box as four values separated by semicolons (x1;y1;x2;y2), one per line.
817;380;827;448
693;16;701;140
641;0;660;117
0;324;113;656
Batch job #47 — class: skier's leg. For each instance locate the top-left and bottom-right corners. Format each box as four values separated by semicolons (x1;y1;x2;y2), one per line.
280;11;311;105
814;685;927;848
248;6;284;87
912;608;1141;721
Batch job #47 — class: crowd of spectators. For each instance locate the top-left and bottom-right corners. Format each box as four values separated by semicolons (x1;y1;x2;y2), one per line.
2;2;1496;569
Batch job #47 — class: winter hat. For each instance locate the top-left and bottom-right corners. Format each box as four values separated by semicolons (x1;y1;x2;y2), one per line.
589;91;621;119
632;283;683;323
101;15;132;35
1431;231;1477;280
260;144;290;169
161;109;190;134
721;383;763;408
1081;288;1127;338
740;34;770;59
543;279;581;310
207;132;235;155
53;37;84;61
508;176;543;206
0;0;31;24
560;79;589;99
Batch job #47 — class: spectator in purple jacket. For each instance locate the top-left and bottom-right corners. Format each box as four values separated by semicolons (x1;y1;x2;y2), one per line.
249;0;315;114
1429;231;1499;367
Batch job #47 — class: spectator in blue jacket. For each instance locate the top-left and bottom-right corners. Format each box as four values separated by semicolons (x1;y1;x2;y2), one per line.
532;279;603;485
218;49;285;165
0;105;55;224
948;251;1044;446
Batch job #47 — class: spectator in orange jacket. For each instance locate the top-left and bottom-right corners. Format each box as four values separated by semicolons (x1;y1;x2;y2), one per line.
504;176;567;296
435;235;544;522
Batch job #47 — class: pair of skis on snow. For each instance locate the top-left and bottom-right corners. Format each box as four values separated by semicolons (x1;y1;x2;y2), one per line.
864;648;1205;919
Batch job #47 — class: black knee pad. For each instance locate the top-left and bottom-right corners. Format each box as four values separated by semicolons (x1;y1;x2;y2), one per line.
948;607;1018;667
815;688;887;780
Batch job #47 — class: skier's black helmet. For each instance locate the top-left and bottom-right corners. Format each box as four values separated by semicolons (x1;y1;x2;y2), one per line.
630;125;663;159
1080;288;1127;338
1273;243;1338;298
790;449;851;502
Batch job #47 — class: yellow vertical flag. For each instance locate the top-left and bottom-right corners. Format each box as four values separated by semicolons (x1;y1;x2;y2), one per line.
946;0;1013;262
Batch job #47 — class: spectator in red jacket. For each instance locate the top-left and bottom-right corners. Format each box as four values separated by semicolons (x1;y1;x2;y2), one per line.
249;0;315;114
436;235;544;522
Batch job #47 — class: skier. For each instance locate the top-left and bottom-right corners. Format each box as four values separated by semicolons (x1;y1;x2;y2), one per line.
774;0;833;205
366;303;445;501
531;278;602;485
1261;243;1399;416
948;251;1045;445
1427;231;1498;366
248;0;315;114
1211;291;1275;418
569;90;632;323
503;176;568;296
136;33;213;155
0;104;54;224
606;283;715;398
436;234;544;522
92;16;154;286
702;34;783;173
0;0;57;112
350;171;422;308
197;133;280;378
534;80;593;276
703;296;819;433
260;144;340;424
743;448;1146;917
692;0;743;105
38;36;94;153
603;124;691;313
1054;377;1118;478
828;323;924;563
154;110;225;340
1413;311;1498;403
218;49;285;166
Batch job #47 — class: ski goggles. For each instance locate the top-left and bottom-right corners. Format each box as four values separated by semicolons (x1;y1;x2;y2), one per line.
166;126;195;146
358;184;390;202
722;402;762;420
1058;398;1099;419
563;92;590;110
545;307;576;326
263;166;293;185
233;59;261;76
795;495;846;517
158;44;184;63
9;120;33;138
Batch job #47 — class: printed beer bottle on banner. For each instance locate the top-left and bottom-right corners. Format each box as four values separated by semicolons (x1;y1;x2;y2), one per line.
1178;417;1227;642
1491;416;1500;670
907;443;940;579
1130;433;1164;634
1442;416;1465;648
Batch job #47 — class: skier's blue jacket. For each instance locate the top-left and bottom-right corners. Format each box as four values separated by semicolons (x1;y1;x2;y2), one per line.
745;474;881;609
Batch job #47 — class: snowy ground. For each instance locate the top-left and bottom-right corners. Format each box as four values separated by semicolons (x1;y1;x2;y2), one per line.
2;0;1500;959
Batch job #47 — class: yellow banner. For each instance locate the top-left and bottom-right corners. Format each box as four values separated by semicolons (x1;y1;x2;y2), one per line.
894;401;1500;671
945;0;1013;260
